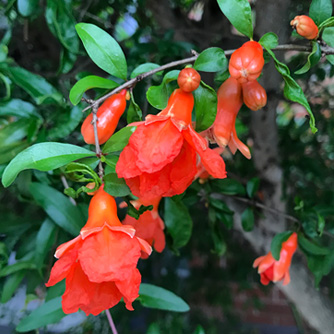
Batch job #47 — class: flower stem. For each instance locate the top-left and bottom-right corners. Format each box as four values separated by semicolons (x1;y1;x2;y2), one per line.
106;309;118;334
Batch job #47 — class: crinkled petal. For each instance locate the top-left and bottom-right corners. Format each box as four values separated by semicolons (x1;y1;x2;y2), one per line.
229;127;251;159
115;268;141;311
139;168;171;200
55;235;81;259
116;145;141;179
137;237;153;256
130;120;184;173
78;227;141;283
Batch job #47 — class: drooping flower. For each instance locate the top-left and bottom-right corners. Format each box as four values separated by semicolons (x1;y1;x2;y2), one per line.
46;186;151;315
253;232;298;286
122;197;165;258
116;88;227;202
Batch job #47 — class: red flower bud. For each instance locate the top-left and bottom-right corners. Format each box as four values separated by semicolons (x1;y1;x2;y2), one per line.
290;15;318;40
242;80;267;111
177;68;201;93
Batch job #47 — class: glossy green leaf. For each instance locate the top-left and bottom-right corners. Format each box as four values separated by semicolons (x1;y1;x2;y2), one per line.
265;48;317;133
310;0;333;25
58;48;77;74
16;297;65;332
104;155;118;173
0;261;36;277
246;177;260;198
322;27;334;65
138;283;190;312
194;47;227;72
30;183;84;236
306;253;334;287
46;281;65;302
69;75;119;105
259;32;278;50
0;99;40;118
76;23;127;80
104;173;131;197
0;44;8;62
241;207;255;232
271;231;293;261
1;271;25;303
146;70;180;109
0;142;29;165
35;219;57;269
193;325;206;334
194;81;217;132
217;0;253;38
2;142;95;187
164;198;193;251
17;0;39;17
45;0;79;53
130;63;161;79
102;126;136;154
0;118;32;145
317;214;325;237
6;66;63;105
127;91;142;123
0;73;11;100
298;235;330;255
212;178;245;196
295;41;321;74
318;17;334;30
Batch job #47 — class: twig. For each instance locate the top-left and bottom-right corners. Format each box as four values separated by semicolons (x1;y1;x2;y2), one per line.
81;43;334;113
106;309;118;334
61;175;77;206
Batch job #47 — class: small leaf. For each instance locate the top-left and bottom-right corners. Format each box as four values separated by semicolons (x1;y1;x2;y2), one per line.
30;183;84;236
76;23;127;80
104;173;131;197
295;41;321;75
212;178;245;196
217;0;253;38
138;283;190;312
246;177;260;198
194;81;217;132
317;214;325;237
0;261;36;277
309;0;333;25
130;63;161;79
102;126;136;154
193;325;206;334
0;99;40;118
69;75;119;105
1;271;25;303
318;17;334;31
146;70;180;109
58;48;77;74
127;91;142;123
17;0;39;17
194;47;227;72
2;143;95;187
271;231;293;261
241;207;255;232
259;32;278;50
16;297;65;332
298;235;330;255
322;27;334;65
164;198;193;251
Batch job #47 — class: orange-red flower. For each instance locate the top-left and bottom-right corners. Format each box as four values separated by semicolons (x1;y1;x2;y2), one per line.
116;88;227;202
122;197;165;258
46;186;151;315
253;232;298;285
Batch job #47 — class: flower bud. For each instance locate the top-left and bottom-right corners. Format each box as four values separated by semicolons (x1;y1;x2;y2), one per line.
290;15;318;40
177;68;201;93
242;80;267;111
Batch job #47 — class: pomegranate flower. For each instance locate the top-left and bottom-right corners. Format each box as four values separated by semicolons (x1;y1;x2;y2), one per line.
122;197;165;258
46;186;151;315
253;232;298;285
116;88;226;202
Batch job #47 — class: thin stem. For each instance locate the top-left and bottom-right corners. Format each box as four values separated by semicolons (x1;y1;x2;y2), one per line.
61;175;77;206
106;309;118;334
91;104;104;180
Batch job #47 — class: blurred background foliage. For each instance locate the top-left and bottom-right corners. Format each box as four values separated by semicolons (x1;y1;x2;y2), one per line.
0;0;334;333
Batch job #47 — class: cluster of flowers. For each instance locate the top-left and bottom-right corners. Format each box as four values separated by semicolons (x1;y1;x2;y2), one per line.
47;40;299;316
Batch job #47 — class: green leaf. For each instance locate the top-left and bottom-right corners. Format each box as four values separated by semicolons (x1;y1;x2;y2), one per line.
0;118;32;145
46;281;65;302
2;142;95;187
194;81;217;132
0;261;36;277
138;283;190;312
0;73;11;100
246;177;260;198
193;325;206;334
1;271;25;303
317;214;325;237
127;91;142;123
0;99;40;118
16;297;65;332
295;41;321;74
164;198;193;251
318;17;334;30
306;253;334;287
194;47;228;72
104;155;118;173
259;32;278;50
69;75;119;105
265;48;317;133
48;105;83;140
104;173;131;197
130;63;161;79
0;141;29;165
270;231;293;261
35;219;57;269
146;70;180;109
30;183;84;236
309;0;333;25
76;23;127;80
298;235;330;255
17;0;39;17
322;27;334;65
217;0;253;38
241;207;254;232
6;66;63;104
102;126;136;154
212;178;245;196
45;0;79;53
58;48;77;74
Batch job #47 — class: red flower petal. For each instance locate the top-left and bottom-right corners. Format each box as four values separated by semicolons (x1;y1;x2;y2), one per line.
116;145;141;179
